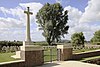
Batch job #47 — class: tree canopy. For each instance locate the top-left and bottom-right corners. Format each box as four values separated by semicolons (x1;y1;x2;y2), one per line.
36;3;69;45
71;32;85;47
91;30;100;45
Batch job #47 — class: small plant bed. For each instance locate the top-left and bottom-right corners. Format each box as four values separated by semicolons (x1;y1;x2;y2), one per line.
0;52;20;62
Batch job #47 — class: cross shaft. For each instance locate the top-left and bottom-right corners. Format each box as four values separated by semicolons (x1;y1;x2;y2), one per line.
24;7;33;42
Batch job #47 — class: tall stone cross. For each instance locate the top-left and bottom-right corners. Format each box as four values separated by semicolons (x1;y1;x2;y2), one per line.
24;7;33;42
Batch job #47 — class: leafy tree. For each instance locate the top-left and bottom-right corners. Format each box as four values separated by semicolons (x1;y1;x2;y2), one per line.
91;30;100;45
36;3;69;45
71;32;85;47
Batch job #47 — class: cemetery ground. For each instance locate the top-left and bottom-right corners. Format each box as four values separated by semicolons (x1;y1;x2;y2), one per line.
0;48;57;63
1;44;100;64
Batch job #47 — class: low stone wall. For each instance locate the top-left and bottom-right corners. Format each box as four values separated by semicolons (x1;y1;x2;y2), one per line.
21;50;44;66
57;45;73;61
63;48;73;60
0;50;44;67
0;47;44;67
72;50;100;60
0;60;25;67
20;45;44;67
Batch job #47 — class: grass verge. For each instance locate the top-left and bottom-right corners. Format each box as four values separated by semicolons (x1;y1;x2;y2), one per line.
80;56;100;62
0;52;19;63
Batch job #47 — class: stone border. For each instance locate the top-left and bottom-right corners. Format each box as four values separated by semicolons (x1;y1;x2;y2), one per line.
0;60;25;65
20;45;43;51
57;45;72;49
0;60;25;67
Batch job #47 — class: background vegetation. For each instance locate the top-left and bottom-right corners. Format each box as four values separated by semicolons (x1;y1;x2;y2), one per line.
91;30;100;45
36;3;69;45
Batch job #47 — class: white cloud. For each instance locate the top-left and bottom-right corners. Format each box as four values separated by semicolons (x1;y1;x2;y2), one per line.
0;28;25;41
64;6;83;39
64;0;100;41
19;2;43;19
64;6;82;28
0;17;24;29
56;0;62;3
0;6;24;19
0;2;44;41
79;0;100;23
19;2;43;27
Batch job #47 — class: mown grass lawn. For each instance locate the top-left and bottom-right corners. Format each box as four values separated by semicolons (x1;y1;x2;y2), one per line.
0;52;18;62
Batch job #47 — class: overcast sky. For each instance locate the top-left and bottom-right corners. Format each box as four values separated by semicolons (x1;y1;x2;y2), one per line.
0;0;100;41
